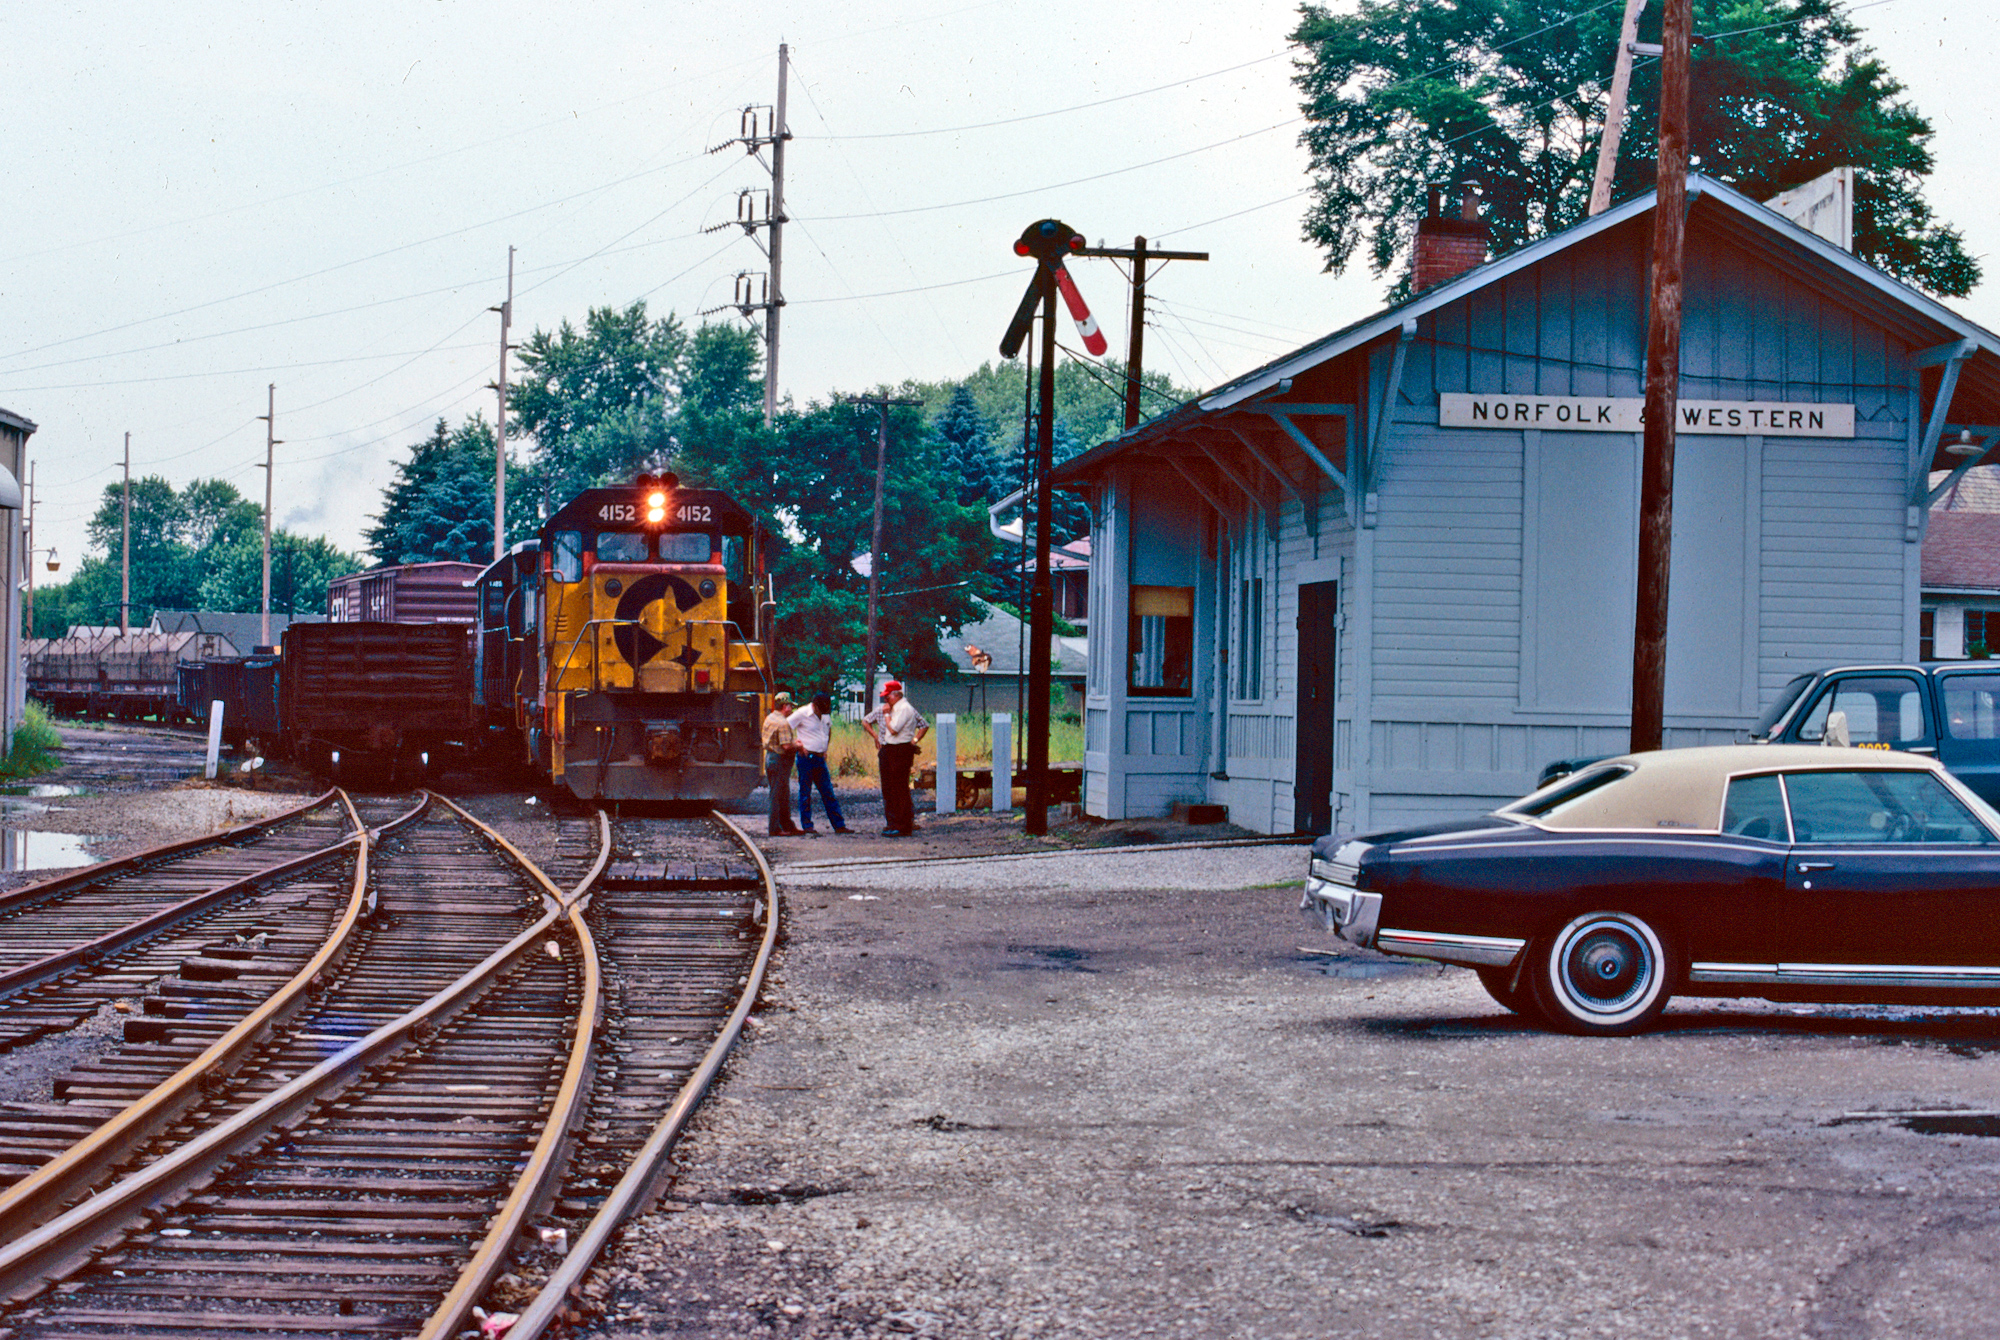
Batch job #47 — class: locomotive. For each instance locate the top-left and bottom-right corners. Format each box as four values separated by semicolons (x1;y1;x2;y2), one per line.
473;473;777;802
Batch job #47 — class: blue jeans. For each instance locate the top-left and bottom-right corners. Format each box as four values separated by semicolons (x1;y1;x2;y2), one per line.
796;752;845;831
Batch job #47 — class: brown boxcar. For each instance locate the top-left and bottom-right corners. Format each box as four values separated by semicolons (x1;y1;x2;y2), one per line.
279;621;472;779
325;561;480;625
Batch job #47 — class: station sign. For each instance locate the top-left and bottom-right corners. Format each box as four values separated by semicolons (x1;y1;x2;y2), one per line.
1439;393;1854;438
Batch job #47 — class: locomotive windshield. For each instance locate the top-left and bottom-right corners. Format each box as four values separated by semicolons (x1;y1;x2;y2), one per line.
597;532;648;562
659;532;712;562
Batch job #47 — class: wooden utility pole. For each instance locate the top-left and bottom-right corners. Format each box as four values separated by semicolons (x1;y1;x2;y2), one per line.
258;385;279;649
1076;238;1208;429
1589;0;1649;216
1631;0;1690;753
492;245;514;562
23;463;34;639
119;432;130;636
846;392;921;707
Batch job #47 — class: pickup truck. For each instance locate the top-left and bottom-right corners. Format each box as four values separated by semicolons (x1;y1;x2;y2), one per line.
1539;663;2000;805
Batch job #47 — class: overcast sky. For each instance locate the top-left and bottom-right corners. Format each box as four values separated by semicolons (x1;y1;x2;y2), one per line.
2;0;1992;578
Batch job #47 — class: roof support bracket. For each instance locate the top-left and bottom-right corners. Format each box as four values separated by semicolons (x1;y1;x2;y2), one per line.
1165;457;1235;521
1263;412;1346;496
1223;426;1317;537
1360;319;1417;529
1913;346;1972;503
1913;339;1978;369
1191;442;1277;530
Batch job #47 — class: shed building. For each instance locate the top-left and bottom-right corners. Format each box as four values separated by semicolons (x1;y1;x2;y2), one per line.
1051;175;2000;835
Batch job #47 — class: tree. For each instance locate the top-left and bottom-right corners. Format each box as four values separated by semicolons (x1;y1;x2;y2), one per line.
199;531;363;616
1292;0;1977;297
511;301;687;512
367;414;528;565
935;385;1000;506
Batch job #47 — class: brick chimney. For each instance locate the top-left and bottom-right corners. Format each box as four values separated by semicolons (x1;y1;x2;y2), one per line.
1412;182;1489;292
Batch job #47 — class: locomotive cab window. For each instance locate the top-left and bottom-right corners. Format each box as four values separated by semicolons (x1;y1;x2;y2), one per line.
552;531;584;583
723;533;752;631
659;531;712;563
597;532;648;563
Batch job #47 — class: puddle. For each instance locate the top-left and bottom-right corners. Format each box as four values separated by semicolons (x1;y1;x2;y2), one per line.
0;830;97;870
0;784;85;798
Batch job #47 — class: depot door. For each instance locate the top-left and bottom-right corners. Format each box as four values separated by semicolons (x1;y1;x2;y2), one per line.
1294;581;1338;834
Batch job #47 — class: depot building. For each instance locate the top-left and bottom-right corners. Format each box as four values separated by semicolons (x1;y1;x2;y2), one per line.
1050;174;2000;836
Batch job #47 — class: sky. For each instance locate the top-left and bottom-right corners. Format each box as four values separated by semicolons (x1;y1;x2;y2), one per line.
3;0;1995;584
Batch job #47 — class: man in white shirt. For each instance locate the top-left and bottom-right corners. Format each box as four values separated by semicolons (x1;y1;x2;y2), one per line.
787;692;849;835
862;679;927;836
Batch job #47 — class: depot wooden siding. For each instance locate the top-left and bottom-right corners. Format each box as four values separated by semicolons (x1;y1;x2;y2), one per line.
1343;217;1914;829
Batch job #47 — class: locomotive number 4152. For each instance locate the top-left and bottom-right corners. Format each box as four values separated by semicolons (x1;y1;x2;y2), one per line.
596;503;713;523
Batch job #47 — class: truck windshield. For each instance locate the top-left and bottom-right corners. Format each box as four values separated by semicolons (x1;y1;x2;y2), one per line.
1752;674;1814;739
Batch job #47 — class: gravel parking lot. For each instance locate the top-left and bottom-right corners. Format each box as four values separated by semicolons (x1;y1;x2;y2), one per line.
576;839;2000;1340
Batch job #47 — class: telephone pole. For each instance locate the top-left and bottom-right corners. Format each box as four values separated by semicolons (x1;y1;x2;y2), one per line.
1631;0;1690;752
1589;0;1649;216
24;463;35;639
846;392;921;706
707;46;791;423
1076;237;1209;429
119;432;131;636
257;385;281;649
491;245;515;562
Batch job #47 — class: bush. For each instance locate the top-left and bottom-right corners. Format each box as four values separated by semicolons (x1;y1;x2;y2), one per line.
0;702;65;778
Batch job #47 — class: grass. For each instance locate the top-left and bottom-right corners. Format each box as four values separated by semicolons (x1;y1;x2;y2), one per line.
826;711;1086;783
0;702;65;778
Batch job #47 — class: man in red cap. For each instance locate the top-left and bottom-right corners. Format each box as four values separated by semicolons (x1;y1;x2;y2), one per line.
862;679;927;836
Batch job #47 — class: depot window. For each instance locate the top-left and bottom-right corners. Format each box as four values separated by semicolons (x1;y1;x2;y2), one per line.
1129;585;1193;697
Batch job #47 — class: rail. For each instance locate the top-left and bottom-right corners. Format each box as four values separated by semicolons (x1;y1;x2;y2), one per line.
0;792;422;1243
502;805;781;1339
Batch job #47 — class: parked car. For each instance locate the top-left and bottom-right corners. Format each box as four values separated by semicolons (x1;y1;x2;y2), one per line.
1302;744;2000;1035
1537;663;2000;804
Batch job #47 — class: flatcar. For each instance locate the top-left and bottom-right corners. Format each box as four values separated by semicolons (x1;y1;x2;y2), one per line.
474;473;776;802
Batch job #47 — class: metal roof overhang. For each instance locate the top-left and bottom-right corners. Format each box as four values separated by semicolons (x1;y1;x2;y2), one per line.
1052;175;2000;495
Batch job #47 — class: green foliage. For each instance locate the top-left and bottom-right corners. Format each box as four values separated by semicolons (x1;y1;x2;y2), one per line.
37;476;362;633
0;702;64;778
511;301;689;510
1292;0;1977;297
198;530;362;615
915;358;1190;457
367;415;529;564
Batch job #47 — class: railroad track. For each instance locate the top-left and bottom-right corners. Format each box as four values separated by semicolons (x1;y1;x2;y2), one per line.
0;789;395;1054
0;799;779;1340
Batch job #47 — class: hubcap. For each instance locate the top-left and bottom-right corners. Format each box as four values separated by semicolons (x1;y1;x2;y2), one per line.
1563;927;1647;1006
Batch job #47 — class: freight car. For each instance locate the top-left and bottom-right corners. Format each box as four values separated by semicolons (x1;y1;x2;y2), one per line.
279;620;473;780
326;560;481;624
473;473;777;802
176;652;282;746
27;628;232;722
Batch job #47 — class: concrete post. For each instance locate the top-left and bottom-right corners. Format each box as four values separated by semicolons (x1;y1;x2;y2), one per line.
992;713;1012;813
934;713;956;815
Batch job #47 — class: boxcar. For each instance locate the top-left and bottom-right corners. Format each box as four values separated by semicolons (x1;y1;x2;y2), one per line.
326;561;480;625
178;652;282;746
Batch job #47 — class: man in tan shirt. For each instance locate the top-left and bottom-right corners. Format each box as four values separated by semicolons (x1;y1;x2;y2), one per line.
762;692;802;835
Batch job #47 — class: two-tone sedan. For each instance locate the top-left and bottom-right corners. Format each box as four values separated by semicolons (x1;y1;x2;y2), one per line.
1302;745;2000;1034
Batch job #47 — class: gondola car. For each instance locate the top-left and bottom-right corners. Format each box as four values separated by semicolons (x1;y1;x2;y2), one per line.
474;473;776;802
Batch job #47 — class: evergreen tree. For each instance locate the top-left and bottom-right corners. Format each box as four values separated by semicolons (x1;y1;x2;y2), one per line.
935;385;1000;506
366;415;526;565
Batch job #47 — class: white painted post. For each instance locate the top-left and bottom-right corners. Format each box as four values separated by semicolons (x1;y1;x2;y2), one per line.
991;713;1013;813
935;713;956;815
205;701;225;781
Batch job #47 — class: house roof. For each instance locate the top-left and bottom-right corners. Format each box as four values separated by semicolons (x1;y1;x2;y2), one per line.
1054;174;2000;488
150;610;323;652
1930;466;2000;513
941;598;1087;679
0;408;36;436
1923;511;2000;593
